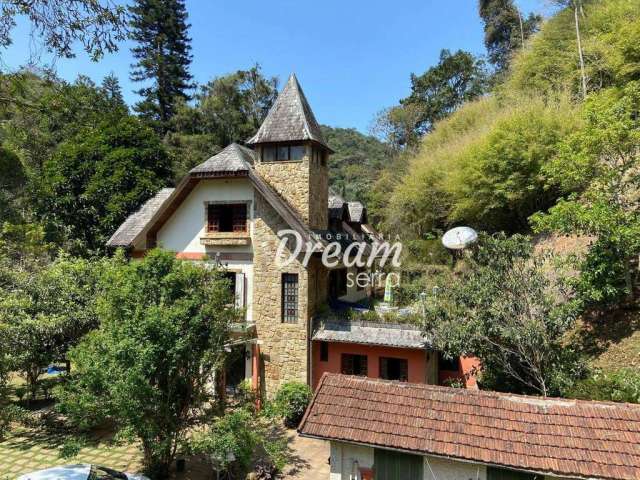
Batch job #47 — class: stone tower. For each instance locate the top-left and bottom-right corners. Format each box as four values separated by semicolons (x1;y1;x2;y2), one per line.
247;73;331;230
247;74;332;396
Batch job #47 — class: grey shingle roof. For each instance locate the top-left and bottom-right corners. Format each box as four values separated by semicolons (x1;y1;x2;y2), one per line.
313;319;430;349
107;188;175;247
247;74;332;151
347;201;365;223
328;190;346;220
190;143;255;175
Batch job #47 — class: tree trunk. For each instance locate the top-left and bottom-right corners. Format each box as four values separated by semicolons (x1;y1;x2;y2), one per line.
574;4;587;99
518;10;525;50
143;441;172;480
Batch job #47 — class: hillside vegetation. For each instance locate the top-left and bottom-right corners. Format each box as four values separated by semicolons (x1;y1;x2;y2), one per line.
321;125;392;205
382;0;640;398
381;0;640;238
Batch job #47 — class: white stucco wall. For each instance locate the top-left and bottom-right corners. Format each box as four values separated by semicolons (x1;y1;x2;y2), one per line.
423;455;486;480
157;178;254;254
331;442;374;480
155;178;256;322
333;444;485;480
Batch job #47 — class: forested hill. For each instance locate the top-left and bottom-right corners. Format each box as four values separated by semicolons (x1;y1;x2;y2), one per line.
321;125;391;204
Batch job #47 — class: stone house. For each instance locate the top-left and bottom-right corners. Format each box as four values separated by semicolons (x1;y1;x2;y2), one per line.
299;373;640;480
108;74;473;398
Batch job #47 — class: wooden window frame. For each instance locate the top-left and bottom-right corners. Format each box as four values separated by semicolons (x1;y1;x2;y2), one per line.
379;356;409;382
206;202;249;233
341;353;368;376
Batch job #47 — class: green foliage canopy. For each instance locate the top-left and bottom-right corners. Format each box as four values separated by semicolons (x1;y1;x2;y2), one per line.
423;234;584;397
532;82;640;307
0;255;100;399
37;116;171;256
56;250;235;478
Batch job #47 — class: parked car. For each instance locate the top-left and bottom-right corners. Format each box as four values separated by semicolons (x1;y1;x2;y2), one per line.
17;464;149;480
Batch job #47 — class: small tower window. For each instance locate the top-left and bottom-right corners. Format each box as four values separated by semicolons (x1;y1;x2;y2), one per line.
262;145;305;162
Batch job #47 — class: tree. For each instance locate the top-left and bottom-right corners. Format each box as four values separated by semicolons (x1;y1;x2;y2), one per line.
129;0;194;132
531;82;640;307
0;255;99;400
101;72;127;115
1;73;130;173
375;49;487;151
551;0;587;98
320;125;392;204
36;116;172;256
166;65;278;178
0;0;127;61
479;0;541;72
194;66;278;147
423;234;584;397
56;249;235;478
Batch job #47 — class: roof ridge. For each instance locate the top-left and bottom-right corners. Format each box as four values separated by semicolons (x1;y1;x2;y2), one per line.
325;373;640;410
246;73;331;150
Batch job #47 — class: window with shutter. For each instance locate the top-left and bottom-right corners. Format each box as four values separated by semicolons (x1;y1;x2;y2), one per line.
341;354;368;376
207;203;247;233
207;205;221;232
232;205;247;232
380;357;409;381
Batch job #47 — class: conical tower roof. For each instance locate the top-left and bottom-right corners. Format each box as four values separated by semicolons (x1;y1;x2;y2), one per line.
247;73;332;151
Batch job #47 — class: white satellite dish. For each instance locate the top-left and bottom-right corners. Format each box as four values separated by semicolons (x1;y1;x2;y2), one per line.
442;226;478;250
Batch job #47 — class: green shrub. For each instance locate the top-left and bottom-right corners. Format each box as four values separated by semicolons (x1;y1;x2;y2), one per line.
273;382;312;428
14;386;27;402
59;437;86;459
237;379;257;410
565;368;640;404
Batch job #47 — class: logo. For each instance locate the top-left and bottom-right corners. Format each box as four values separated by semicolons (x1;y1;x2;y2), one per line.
274;229;403;288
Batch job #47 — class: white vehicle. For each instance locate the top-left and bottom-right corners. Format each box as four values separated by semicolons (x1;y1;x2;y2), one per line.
17;464;150;480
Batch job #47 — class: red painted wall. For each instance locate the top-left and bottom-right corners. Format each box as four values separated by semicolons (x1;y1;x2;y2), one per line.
439;356;480;388
312;341;430;389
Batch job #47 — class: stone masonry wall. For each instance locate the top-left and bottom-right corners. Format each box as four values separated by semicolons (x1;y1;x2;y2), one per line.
253;192;310;397
255;145;328;230
252;143;330;397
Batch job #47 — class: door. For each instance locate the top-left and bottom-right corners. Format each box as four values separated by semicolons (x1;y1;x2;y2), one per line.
374;449;422;480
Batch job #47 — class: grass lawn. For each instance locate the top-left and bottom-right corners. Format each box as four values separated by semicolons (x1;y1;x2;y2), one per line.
0;426;143;479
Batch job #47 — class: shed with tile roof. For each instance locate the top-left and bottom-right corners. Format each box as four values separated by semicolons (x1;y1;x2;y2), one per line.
299;373;640;480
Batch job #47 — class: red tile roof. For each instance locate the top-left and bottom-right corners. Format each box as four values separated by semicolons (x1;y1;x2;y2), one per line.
298;373;640;480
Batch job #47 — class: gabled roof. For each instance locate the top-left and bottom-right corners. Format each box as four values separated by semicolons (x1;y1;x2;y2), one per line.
107;143;322;251
328;190;347;220
347;201;366;223
300;374;640;480
108;188;175;247
247;74;332;151
190;143;254;175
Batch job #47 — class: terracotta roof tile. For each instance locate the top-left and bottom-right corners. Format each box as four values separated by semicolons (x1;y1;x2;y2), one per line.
299;374;640;480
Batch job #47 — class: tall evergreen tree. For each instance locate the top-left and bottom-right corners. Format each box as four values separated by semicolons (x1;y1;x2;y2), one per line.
129;0;193;132
101;73;128;115
479;0;541;72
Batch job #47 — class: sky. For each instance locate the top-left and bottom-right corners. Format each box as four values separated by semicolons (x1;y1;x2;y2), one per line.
2;0;549;133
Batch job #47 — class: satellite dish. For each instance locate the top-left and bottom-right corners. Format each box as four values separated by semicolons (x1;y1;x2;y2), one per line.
442;226;478;250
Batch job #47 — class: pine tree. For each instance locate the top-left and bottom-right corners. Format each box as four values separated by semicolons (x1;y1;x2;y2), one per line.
101;73;127;114
129;0;193;133
479;0;541;72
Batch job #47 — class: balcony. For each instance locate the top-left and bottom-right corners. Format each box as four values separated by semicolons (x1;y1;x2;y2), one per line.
200;231;251;247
